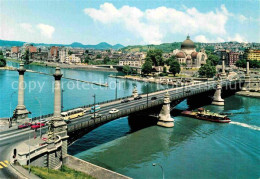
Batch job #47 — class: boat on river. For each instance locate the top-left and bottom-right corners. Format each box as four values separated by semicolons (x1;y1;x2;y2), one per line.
181;108;231;123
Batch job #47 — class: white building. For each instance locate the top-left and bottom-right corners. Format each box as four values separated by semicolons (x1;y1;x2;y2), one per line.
65;54;81;64
174;35;207;68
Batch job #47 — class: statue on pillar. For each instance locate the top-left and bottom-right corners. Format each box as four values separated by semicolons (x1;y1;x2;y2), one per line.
212;80;224;106
132;86;138;98
13;62;30;123
157;91;174;127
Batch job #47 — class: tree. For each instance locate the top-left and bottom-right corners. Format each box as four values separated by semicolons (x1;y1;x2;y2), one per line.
207;54;220;66
163;66;167;73
0;51;6;67
235;59;246;68
146;49;163;66
103;56;110;64
96;54;102;59
122;65;132;75
68;50;73;55
84;55;91;63
165;56;176;66
23;49;30;64
198;63;216;78
142;59;153;75
169;60;180;76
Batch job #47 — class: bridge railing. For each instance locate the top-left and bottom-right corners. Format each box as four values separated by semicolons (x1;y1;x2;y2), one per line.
33;79;242;121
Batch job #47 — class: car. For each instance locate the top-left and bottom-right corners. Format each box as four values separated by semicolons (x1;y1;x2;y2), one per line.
134;95;142;100
121;99;130;103
18;123;32;129
91;113;102;119
31;123;45;130
39;119;48;123
151;96;157;100
109;108;119;114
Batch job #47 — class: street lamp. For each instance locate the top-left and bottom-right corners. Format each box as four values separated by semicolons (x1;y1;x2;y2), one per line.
115;74;118;100
28;112;33;174
9;91;16;128
152;163;164;179
61;89;65;112
34;97;42;137
146;83;149;107
93;94;96;119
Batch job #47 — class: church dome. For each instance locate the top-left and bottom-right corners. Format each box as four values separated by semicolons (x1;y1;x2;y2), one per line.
176;51;186;58
191;52;198;58
181;35;196;49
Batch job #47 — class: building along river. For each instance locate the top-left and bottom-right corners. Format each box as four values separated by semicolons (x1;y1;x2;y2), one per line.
1;62;260;179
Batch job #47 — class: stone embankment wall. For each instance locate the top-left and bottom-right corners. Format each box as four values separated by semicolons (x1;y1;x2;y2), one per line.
64;155;132;179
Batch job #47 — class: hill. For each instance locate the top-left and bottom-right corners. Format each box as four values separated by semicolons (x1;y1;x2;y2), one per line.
121;42;182;53
0;40;124;50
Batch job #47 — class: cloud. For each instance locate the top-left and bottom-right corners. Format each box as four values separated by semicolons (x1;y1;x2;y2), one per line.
84;3;230;44
20;23;34;33
195;35;225;43
227;33;247;43
37;24;55;38
237;15;247;23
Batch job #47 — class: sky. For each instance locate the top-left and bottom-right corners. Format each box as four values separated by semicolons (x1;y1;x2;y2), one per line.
0;0;259;46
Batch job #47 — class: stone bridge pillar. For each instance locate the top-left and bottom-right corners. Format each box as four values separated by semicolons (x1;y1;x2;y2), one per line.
48;66;68;160
242;60;250;91
157;91;174;127
132;86;138;98
212;81;224;106
13;62;29;122
220;55;226;78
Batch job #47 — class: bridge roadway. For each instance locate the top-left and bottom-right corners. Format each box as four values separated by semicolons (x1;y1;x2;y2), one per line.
0;79;241;177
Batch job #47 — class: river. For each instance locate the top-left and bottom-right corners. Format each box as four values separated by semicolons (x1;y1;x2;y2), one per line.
1;62;259;179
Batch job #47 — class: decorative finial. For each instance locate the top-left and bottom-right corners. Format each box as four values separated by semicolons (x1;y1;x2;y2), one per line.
187;34;190;40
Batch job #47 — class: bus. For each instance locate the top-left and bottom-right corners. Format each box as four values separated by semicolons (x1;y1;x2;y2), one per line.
90;105;101;113
61;108;85;121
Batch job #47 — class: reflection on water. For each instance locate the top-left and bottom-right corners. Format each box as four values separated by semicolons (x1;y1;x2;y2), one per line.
0;62;167;117
70;95;260;179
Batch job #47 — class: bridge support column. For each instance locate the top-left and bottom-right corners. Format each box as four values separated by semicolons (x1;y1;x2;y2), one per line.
212;81;224;106
220;55;226;79
13;62;29;123
242;60;250;91
48;66;68;162
132;86;138;98
157;91;174;127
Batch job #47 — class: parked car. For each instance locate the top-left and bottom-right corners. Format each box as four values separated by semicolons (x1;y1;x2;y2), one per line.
134;95;142;100
151;96;157;100
39;119;48;123
18;123;32;129
91;113;102;119
109;108;119;114
121;99;130;103
31;123;45;130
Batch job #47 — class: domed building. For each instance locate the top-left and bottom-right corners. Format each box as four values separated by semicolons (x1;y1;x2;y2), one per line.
173;35;207;68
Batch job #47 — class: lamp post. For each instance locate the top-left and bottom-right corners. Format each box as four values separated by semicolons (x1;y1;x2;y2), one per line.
9;91;16;128
115;74;118;100
93;94;96;119
152;163;164;179
34;97;42;137
146;83;149;107
28;112;32;174
61;89;65;112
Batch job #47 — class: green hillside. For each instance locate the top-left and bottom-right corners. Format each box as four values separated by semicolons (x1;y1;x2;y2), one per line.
121;42;214;53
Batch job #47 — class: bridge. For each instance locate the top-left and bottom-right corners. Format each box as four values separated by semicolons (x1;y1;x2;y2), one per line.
0;59;246;178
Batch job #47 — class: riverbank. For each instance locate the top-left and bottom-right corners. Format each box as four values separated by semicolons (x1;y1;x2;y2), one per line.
0;66;16;71
6;59;118;72
236;91;260;98
23;165;95;179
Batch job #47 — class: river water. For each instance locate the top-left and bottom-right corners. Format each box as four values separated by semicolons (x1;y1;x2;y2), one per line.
1;62;259;178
